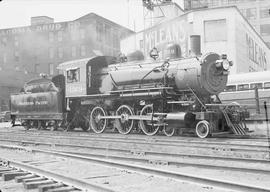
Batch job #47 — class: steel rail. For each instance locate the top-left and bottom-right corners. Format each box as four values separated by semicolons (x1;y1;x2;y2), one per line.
1;128;268;144
0;158;117;192
0;139;269;164
2;146;269;192
0;132;268;153
1;143;270;177
54;149;270;175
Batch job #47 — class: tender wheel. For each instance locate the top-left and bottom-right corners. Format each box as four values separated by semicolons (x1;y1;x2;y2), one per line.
139;104;160;136
163;126;175;137
196;120;211;138
116;105;134;135
90;106;107;134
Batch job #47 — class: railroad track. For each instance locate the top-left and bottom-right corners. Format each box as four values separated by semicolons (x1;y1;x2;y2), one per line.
0;133;269;162
1;125;269;148
0;145;270;192
0;138;270;175
0;158;113;192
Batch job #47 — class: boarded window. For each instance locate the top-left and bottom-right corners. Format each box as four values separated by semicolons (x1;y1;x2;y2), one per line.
260;7;270;18
246;8;257;20
204;19;227;42
260;24;270;36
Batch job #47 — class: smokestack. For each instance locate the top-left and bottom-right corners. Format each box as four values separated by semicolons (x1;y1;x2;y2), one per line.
190;35;201;56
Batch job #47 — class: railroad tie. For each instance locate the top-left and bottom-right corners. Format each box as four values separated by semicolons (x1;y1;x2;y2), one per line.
46;186;78;192
0;167;14;173
0;169;17;177
2;171;29;181
23;176;47;186
38;182;65;192
15;174;37;183
24;179;55;190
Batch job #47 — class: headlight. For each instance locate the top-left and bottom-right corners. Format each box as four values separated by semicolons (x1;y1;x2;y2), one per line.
222;60;230;70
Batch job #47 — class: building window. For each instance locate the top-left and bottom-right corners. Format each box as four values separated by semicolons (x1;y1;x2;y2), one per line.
208;0;219;7
58;31;63;42
260;24;270;36
96;22;103;42
140;40;144;50
70;31;77;41
266;42;270;48
71;46;76;57
105;25;111;45
3;53;7;63
204;19;227;42
113;30;119;49
260;7;270;18
14;51;19;62
34;64;39;73
228;0;240;4
80;29;85;39
49;63;54;75
14;36;19;47
80;45;86;56
1;37;7;46
246;8;257;20
58;47;63;58
49;47;54;59
49;32;54;42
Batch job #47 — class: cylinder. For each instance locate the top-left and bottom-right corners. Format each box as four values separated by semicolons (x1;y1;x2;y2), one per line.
166;112;196;128
190;35;201;56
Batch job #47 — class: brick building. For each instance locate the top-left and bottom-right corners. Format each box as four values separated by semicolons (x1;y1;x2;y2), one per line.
0;13;134;111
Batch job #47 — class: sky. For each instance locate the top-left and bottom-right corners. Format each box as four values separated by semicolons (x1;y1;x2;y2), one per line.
0;0;184;32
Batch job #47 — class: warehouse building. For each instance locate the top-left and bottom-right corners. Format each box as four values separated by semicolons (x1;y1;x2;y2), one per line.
184;0;270;48
121;6;270;74
0;13;134;111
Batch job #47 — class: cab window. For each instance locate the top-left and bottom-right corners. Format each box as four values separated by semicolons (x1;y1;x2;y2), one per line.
67;68;80;83
237;84;249;91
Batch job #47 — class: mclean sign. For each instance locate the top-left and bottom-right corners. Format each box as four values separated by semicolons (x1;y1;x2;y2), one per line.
143;17;188;58
246;33;267;70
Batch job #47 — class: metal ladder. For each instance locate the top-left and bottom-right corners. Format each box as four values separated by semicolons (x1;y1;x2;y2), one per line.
222;109;246;135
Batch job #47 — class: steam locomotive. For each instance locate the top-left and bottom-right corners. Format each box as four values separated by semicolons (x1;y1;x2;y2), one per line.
10;41;249;138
